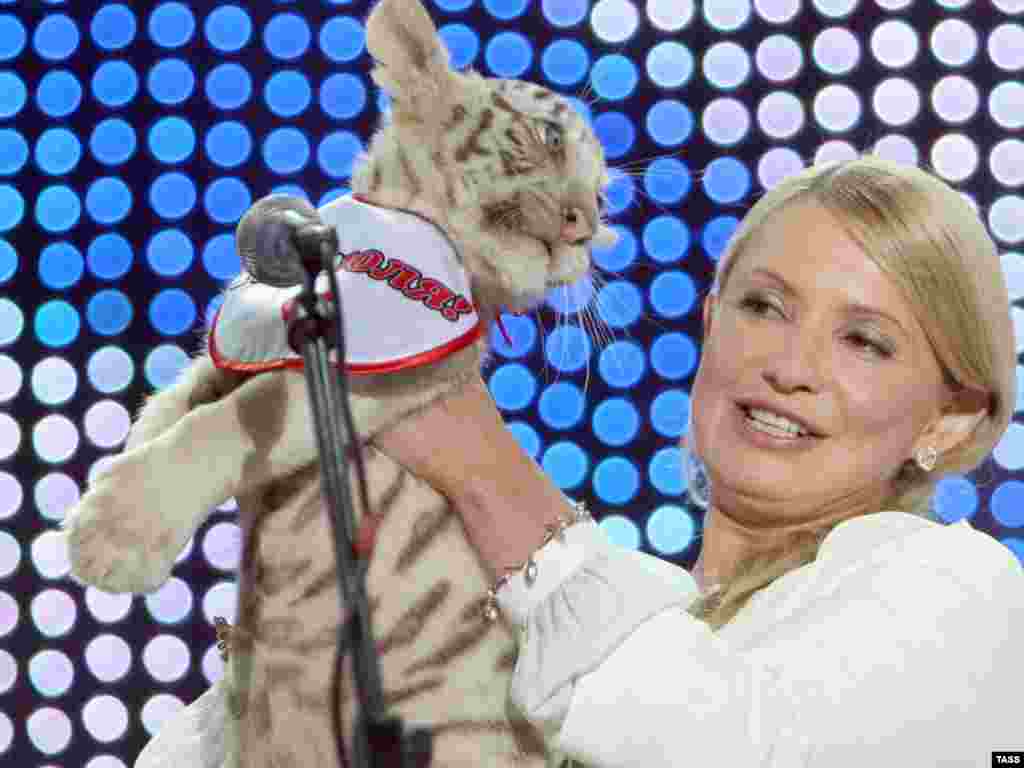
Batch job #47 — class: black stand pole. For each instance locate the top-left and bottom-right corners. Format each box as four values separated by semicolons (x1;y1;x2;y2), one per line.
285;227;433;768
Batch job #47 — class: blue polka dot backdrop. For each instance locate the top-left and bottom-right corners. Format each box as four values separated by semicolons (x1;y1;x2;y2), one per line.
1;1;1022;764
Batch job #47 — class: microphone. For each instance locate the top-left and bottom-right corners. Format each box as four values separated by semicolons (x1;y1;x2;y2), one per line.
236;194;339;287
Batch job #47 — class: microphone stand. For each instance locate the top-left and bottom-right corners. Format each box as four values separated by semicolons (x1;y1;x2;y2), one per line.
285;228;433;768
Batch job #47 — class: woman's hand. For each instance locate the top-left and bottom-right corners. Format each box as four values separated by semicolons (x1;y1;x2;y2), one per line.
373;375;570;581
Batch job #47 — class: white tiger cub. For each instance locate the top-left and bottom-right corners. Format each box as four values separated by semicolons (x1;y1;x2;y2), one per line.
60;0;614;766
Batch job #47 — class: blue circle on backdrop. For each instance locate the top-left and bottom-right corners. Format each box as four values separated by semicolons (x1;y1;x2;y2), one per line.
489;363;538;412
592;397;640;447
485;0;528;19
33;14;79;60
145;345;188;390
538;381;585;430
542;441;588;490
318;132;362;179
439;24;479;70
205;63;251;110
592;226;637;273
542;39;589;86
651;333;698;380
265;70;311;117
702;216;740;261
0;185;23;232
434;0;473;11
92;61;138;107
651;389;690;438
88;346;135;394
645;158;691;204
592;112;635;160
0;72;26;118
489;363;537;412
703;157;751;204
88;290;132;336
485;32;532;78
149;289;196;336
599;340;646;388
545;325;591;373
646;504;695;555
39;243;83;290
35;300;80;348
91;4;135;50
87;233;133;280
643;216;690;264
991;481;1024;527
86;178;132;225
148;59;195;105
647;42;694;88
205;5;251;52
205;122;252;168
591;54;638;101
650;271;698;319
90;119;137;165
149;2;194;48
37;70;82;117
932;474;979;523
0;15;27;60
147;230;193;277
649;446;684;496
204;178;251;224
593;456;639;505
35;128;80;175
149;172;197;220
490;314;536;358
542;0;587;27
319;16;364;62
264;13;310;60
545;275;594;314
0;129;28;175
202;234;240;281
604;174;635;214
263;128;310;174
600;515;641;550
647;100;694;146
0;239;15;284
148;117;196;164
0;299;23;346
596;281;643;329
35;186;80;233
319;74;367;120
507;421;541;459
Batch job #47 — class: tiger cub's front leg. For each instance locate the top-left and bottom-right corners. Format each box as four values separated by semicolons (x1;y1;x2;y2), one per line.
64;367;353;593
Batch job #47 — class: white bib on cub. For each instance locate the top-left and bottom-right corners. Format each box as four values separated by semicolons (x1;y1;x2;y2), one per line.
209;195;481;375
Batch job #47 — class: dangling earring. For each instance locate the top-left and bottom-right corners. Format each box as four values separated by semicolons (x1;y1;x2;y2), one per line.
915;445;938;472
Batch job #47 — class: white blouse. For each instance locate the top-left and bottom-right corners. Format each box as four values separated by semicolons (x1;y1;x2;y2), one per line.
495;511;1023;767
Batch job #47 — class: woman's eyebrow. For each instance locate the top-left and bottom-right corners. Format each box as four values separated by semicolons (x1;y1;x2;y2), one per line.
746;267;910;339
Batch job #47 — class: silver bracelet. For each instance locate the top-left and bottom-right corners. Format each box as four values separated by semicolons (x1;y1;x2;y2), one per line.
482;499;592;622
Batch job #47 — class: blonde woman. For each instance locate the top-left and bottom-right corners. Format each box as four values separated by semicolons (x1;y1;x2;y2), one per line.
376;155;1022;765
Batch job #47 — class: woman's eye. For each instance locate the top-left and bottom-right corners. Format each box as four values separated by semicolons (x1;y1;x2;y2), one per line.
847;333;893;358
739;296;780;317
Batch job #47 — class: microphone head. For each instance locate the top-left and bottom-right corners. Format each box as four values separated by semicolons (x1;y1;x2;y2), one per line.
236;195;323;288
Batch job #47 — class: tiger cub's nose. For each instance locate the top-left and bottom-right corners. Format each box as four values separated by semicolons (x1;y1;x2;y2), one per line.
561;207;594;246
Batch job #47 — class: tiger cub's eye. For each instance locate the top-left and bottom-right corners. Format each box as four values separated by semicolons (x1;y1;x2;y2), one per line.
544;122;563;149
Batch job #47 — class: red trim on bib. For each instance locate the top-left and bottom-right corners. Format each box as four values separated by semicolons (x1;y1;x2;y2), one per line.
208;306;484;376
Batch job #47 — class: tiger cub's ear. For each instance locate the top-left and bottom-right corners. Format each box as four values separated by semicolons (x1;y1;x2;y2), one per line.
364;0;456;118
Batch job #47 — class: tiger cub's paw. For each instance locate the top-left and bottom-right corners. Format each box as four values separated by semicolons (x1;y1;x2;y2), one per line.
63;461;193;594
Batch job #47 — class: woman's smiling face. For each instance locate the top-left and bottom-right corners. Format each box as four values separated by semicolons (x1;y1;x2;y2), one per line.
688;202;954;528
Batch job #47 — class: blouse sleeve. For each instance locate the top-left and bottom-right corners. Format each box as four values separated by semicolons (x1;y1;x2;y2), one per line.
495;519;1023;767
